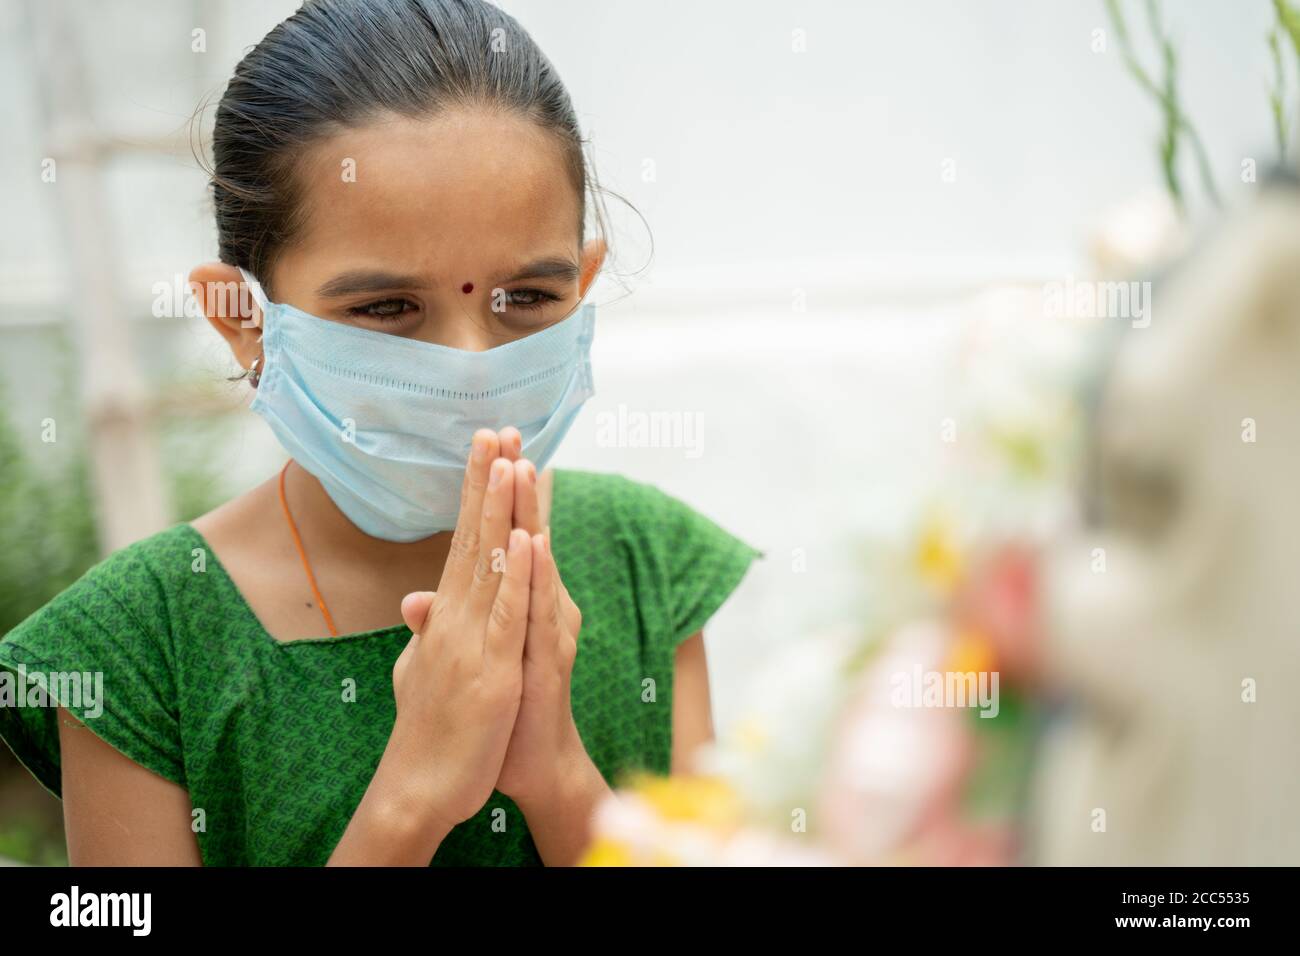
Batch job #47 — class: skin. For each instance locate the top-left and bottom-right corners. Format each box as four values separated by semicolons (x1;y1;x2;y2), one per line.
57;108;716;866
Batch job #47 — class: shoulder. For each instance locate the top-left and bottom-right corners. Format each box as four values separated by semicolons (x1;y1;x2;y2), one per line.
72;523;205;607
0;526;196;798
551;466;763;579
2;523;202;649
551;467;674;517
552;468;761;658
550;468;704;545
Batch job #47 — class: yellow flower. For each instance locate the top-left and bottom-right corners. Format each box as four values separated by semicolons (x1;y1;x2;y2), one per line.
627;773;744;829
578;837;637;867
915;513;963;595
945;627;995;675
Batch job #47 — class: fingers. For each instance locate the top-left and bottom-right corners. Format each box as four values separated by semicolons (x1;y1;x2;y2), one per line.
512;458;543;536
498;426;522;461
466;457;515;617
400;591;436;633
484;527;533;666
555;558;582;637
545;527;582;637
526;532;562;661
499;422;540;538
489;424;542;539
440;429;499;594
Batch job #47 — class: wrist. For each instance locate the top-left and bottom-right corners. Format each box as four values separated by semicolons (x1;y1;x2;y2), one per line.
371;731;461;849
332;766;456;866
379;787;452;845
514;730;601;815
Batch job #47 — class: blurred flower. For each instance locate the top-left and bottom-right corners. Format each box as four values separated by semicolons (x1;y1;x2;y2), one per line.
628;772;744;828
914;510;964;597
954;545;1043;684
944;627;996;677
816;621;973;862
579;775;836;866
581;277;1096;866
1087;187;1188;278
694;626;859;824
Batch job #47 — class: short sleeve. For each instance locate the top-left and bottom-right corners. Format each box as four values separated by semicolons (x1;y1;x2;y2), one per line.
0;541;186;799
623;480;764;646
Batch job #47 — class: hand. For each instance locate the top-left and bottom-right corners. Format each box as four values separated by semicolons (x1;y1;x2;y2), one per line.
386;429;532;830
493;429;587;806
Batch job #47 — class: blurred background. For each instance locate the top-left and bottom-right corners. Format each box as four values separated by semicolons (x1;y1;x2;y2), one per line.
0;0;1294;865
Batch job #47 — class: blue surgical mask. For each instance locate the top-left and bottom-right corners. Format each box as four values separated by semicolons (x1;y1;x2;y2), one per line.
238;268;596;542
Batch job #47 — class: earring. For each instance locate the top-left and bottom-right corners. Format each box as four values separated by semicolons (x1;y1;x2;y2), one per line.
249;356;262;388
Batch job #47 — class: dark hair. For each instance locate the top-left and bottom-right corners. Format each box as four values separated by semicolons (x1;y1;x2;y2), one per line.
198;0;632;296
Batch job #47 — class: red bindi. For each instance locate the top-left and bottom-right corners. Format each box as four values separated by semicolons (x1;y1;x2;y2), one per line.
461;282;474;294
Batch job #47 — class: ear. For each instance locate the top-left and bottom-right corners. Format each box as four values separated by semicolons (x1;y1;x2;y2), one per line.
577;237;607;300
188;261;263;372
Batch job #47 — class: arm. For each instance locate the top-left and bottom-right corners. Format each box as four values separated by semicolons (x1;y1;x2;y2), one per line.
58;706;203;866
514;629;714;865
670;630;714;774
514;745;612;868
325;719;457;866
59;704;455;866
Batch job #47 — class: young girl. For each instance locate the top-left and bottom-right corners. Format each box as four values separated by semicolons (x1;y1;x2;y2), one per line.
0;0;760;866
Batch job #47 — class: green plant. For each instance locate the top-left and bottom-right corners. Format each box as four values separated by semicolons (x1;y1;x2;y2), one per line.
1104;0;1222;214
1270;0;1300;159
1106;0;1300;213
0;391;99;637
0;816;68;867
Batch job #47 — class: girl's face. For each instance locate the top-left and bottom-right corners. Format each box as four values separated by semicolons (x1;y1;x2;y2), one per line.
196;108;604;362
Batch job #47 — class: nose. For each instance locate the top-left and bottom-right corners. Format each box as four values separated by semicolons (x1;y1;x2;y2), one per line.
433;301;510;352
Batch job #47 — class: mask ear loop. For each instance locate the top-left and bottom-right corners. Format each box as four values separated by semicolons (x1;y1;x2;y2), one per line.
237;266;270;330
238;267;269;387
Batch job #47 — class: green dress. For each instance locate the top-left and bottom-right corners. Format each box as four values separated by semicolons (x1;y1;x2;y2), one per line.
0;468;762;866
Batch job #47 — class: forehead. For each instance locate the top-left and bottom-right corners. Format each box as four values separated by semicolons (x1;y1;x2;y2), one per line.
283;109;580;280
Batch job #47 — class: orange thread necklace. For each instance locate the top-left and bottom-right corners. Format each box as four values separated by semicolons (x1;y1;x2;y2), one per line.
278;461;339;637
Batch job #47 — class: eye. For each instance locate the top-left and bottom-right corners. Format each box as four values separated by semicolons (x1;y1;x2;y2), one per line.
505;288;561;311
346;298;418;322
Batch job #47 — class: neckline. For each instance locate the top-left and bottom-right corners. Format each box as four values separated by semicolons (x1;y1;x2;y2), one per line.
182;467;570;649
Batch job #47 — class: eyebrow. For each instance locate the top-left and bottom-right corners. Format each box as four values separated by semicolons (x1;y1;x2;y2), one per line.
314;257;581;299
316;271;427;297
497;257;580;285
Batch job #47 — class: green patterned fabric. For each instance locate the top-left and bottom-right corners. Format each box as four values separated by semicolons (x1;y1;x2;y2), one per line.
0;468;761;866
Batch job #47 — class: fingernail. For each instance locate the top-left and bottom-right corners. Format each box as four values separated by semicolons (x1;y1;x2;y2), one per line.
544;525;552;554
509;528;525;552
471;434;486;464
489;459;504;487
